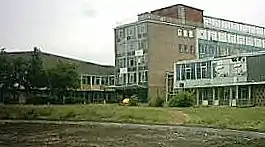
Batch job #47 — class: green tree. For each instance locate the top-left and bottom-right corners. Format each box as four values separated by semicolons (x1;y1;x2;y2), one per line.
28;47;47;89
11;57;30;92
47;61;79;103
0;50;13;91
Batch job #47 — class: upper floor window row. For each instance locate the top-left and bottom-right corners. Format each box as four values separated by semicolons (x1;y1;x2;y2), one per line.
177;29;194;38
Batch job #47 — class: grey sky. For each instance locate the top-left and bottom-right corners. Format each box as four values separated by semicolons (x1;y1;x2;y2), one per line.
0;0;264;65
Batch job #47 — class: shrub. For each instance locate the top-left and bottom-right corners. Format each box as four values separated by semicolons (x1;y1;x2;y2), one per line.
168;91;195;107
149;97;164;107
128;95;139;106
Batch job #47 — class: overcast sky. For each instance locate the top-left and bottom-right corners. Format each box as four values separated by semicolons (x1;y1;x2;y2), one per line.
0;0;264;65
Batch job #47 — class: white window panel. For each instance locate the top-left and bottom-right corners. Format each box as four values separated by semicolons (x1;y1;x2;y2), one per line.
227;33;231;43
256;27;263;36
230;34;237;44
242;25;249;33
237;35;245;45
204;17;212;27
250;26;256;34
211;31;218;40
238;24;243;32
227;22;232;30
213;19;221;28
207;30;217;40
177;29;183;36
218;32;227;42
263;40;265;48
255;38;262;47
246;37;254;46
197;29;207;39
231;22;239;31
221;20;230;29
188;30;194;38
183;30;188;37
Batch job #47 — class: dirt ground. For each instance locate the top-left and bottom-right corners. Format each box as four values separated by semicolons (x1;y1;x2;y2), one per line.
0;121;265;147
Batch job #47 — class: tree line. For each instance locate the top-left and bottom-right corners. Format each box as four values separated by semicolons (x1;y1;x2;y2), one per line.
0;47;79;104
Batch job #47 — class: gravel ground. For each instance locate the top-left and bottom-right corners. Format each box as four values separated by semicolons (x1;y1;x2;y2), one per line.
0;120;265;147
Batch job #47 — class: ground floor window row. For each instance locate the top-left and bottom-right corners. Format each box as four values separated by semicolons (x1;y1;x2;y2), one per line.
177;85;265;106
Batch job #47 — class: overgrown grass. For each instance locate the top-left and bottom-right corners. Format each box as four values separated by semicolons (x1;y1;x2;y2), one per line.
0;104;178;124
180;107;265;132
1;105;265;132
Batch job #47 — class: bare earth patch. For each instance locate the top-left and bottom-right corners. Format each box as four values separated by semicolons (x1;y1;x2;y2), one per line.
169;110;188;124
0;121;264;147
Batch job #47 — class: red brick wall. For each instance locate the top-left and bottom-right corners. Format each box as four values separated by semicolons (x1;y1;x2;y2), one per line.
185;7;203;23
151;6;179;18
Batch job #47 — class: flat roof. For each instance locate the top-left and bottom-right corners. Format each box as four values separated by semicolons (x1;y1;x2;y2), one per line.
138;4;203;17
151;4;204;13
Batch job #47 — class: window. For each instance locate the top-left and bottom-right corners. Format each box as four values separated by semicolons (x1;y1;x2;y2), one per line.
185;64;194;80
255;38;262;47
199;43;205;54
176;65;181;80
87;76;91;85
82;77;86;85
179;44;183;53
129;73;134;83
201;62;207;78
181;64;185;80
188;30;194;38
177;29;183;36
139;40;147;49
101;77;106;85
246;37;254;46
130;59;134;67
133;73;137;83
123;74;127;84
183;30;188;37
237;35;245;45
196;62;201;79
186;68;191;80
218;32;226;42
191;63;196;79
230;34;236;44
190;45;194;54
184;45;188;53
96;77;101;85
91;76;95;85
256;27;263;35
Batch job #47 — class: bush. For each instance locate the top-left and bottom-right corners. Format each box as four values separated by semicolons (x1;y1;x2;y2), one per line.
128;95;139;106
168;91;195;107
149;97;164;107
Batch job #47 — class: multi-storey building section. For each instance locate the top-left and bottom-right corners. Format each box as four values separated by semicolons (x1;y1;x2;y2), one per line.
115;4;265;102
174;52;265;106
114;4;202;100
197;16;265;58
